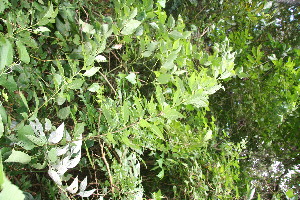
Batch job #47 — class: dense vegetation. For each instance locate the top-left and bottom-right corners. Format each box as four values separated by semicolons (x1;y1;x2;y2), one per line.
0;0;299;199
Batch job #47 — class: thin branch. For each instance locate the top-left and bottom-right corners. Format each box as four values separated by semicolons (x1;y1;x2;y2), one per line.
98;70;117;96
99;141;115;194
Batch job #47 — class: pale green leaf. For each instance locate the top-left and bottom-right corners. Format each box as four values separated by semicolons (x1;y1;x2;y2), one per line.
141;51;152;57
157;169;164;179
79;19;95;34
162;106;184;120
5;149;31;164
155;85;165;105
0;115;3;138
68;79;84;90
203;130;212;142
185;94;208;108
169;30;184;40
33;26;51;33
87;83;100;92
0;39;13;70
16;41;30;64
125;73;137;84
48;148;58;163
95;55;107;62
58;106;70;120
167;15;175;29
0;176;25;200
157;73;172;84
0;151;4;186
0;104;7;124
83;67;100;77
74;123;85;139
26;135;47;146
121;19;141;35
158;0;166;8
150;124;164;139
139;119;150;128
129;7;138;19
122;101;130;124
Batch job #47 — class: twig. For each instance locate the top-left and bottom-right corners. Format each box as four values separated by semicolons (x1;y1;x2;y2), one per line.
98;70;117;96
99;141;115;194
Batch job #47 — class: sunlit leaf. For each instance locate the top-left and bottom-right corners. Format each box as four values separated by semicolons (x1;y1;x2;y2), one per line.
78;189;96;198
87;83;100;92
121;19;141;35
83;67;100;77
4;149;31;164
125;73;137;84
0;39;13;70
66;176;78;194
0;177;25;200
157;0;166;8
79;176;88;192
162;106;184;120
68;79;84;90
48;122;64;144
203;130;212;142
48;169;62;185
95;55;107;62
150;124;164;139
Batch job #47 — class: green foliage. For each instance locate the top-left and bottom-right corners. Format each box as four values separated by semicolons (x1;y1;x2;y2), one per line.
0;0;298;199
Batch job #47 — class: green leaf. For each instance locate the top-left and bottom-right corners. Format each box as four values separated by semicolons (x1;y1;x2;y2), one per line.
162;106;184;120
122;101;130;124
33;26;51;33
129;7;138;19
0;116;3;138
125;73;137;84
185;93;208;108
157;73;172;84
26;135;47;146
0;176;25;200
83;67;100;77
58;106;70;120
0;104;8;125
5;149;31;164
121;19;141;35
79;19;95;34
19;91;29;110
169;30;184;40
286;189;294;198
155;85;165;105
0;75;18;93
167;15;175;29
0;151;4;187
157;0;166;8
68;79;84;90
16;41;30;64
142;51;152;57
139;119;150;128
0;39;13;70
74;123;85;139
87;83;100;92
203;130;212;142
48;148;58;163
150;124;164;139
